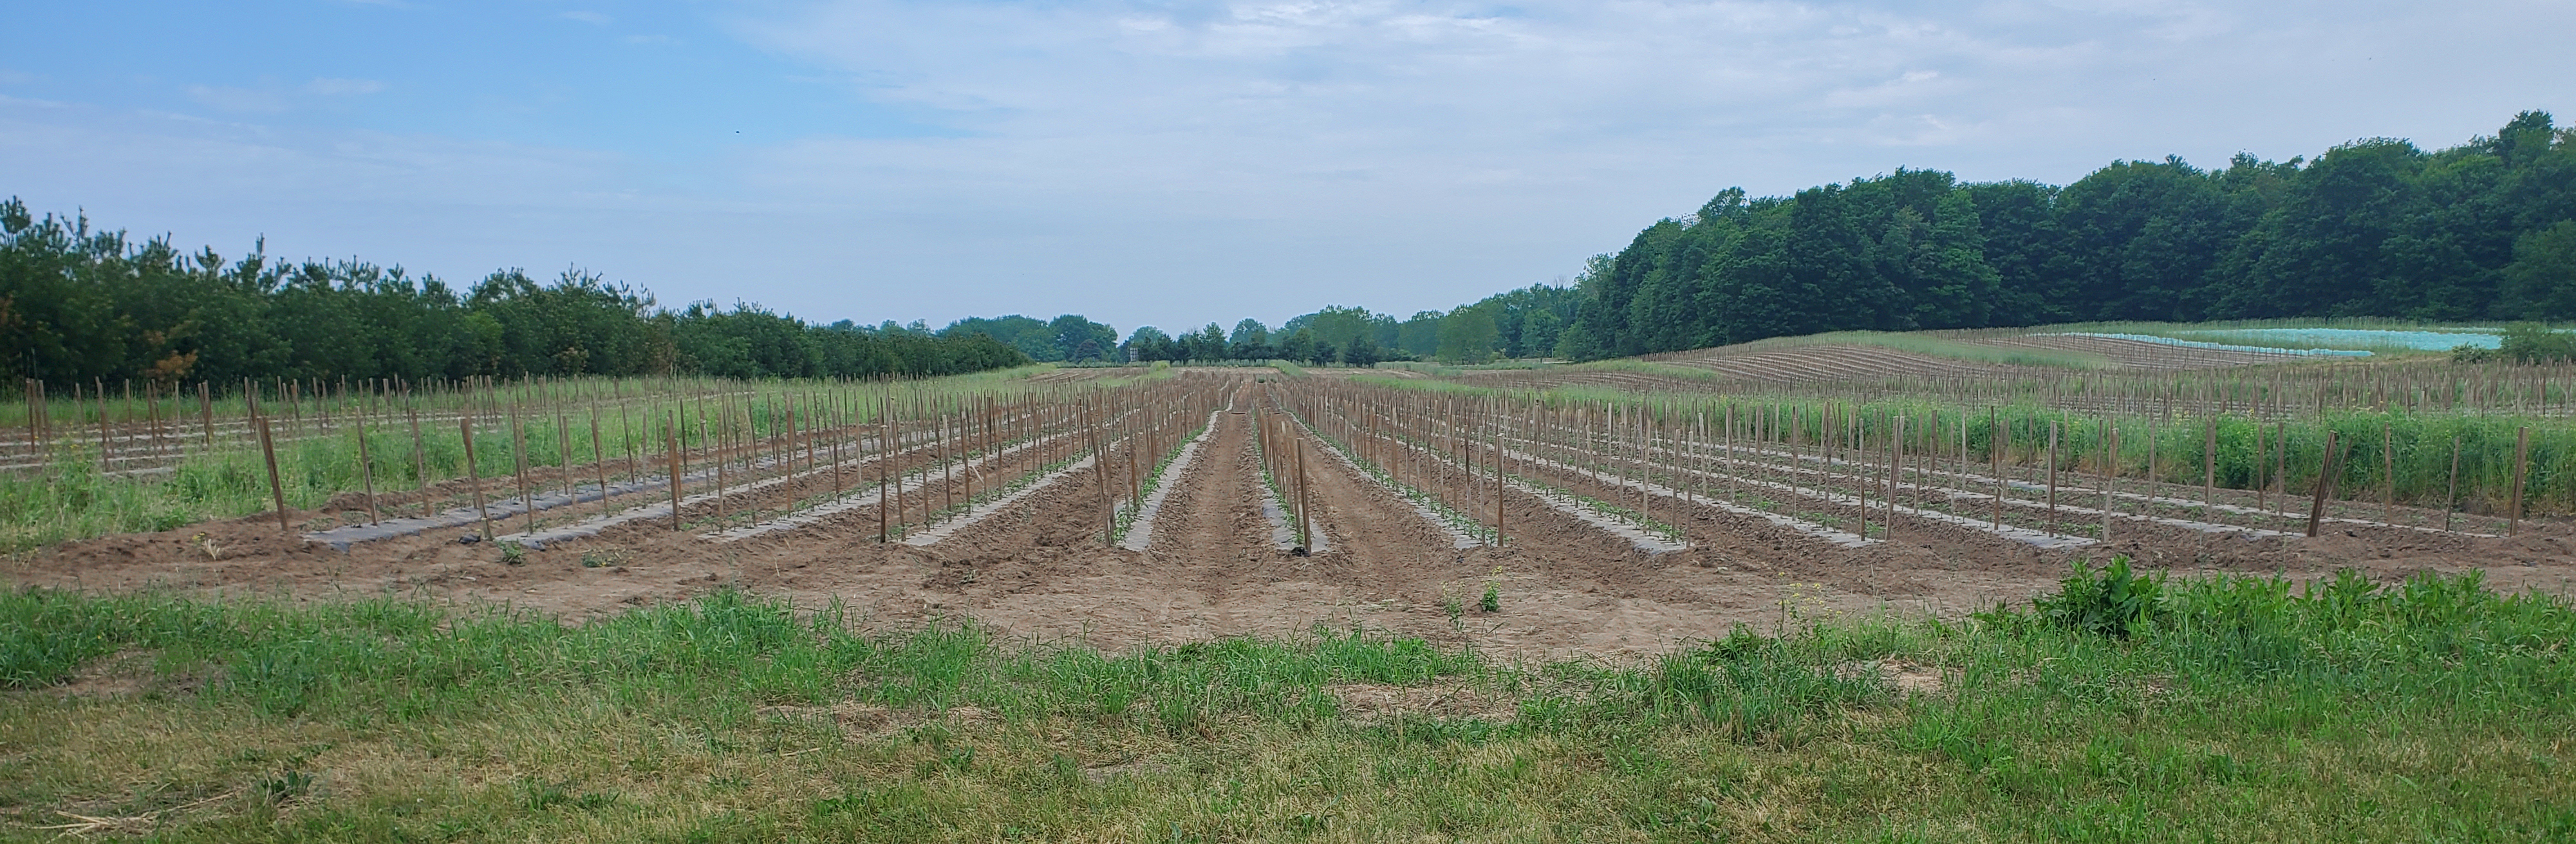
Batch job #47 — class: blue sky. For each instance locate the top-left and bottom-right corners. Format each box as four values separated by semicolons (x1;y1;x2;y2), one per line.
3;0;2568;335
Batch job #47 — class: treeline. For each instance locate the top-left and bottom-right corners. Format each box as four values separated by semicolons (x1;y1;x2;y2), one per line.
0;199;1027;385
1096;285;1583;367
1553;110;2576;359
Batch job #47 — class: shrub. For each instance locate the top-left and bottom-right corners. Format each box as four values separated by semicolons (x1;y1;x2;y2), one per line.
2032;557;2165;639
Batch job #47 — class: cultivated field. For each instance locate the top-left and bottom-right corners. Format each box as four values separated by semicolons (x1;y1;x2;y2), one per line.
11;337;2576;841
10;336;2576;659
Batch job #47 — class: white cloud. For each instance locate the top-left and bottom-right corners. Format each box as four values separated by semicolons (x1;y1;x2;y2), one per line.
13;1;2573;333
304;77;386;96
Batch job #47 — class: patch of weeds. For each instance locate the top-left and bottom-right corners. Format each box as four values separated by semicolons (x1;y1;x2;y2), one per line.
1479;574;1502;614
2033;556;2164;639
259;769;315;807
498;540;527;566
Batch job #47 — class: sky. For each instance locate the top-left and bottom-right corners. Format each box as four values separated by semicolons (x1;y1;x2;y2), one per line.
2;1;2568;337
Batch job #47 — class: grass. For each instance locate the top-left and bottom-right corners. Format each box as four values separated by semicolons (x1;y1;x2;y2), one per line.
0;369;1107;553
1305;369;2576;518
6;565;2569;841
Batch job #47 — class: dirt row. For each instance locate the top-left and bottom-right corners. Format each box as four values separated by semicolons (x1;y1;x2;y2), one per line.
17;371;2576;662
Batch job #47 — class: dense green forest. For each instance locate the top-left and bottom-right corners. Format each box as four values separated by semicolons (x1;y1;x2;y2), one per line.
1099;285;1583;367
0;199;1027;386
1554;110;2576;359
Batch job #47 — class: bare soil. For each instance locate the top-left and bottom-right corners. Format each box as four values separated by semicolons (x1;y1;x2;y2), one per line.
17;375;2576;663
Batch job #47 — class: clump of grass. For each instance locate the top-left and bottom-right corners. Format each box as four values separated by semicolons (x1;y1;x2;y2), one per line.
3;570;2573;840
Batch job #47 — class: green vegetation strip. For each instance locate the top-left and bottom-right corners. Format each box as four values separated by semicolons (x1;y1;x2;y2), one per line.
5;564;2573;840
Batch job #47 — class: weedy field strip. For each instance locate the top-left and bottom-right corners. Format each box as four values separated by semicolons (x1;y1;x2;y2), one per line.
1116;407;1222;552
1656;435;2477;539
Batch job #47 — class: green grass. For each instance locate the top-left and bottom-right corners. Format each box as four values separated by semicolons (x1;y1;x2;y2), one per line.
3;565;2571;841
0;369;1112;552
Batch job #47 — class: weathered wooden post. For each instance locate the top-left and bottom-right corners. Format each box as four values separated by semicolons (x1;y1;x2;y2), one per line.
259;414;289;532
2308;430;2340;538
2511;426;2530;536
463;417;492;540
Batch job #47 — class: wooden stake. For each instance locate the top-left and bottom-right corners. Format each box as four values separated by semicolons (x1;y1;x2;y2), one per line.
2445;435;2461;533
2102;424;2117;543
1991;408;2003;529
512;408;535;536
592;409;611;520
2512;426;2529;536
2202;416;2216;506
1888;415;1904;540
258;415;289;532
356;411;380;525
2381;425;2396;524
667;413;683;532
463;417;491;540
1296;436;1312;550
2307;430;2340;538
2046;421;2060;538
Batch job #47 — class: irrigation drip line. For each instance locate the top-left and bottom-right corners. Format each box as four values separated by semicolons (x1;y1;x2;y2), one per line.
1379;436;1686;554
712;423;1094;543
901;455;1099;547
1274;400;1483;549
308;422;966;550
1491;444;1881;550
1652;433;2494;539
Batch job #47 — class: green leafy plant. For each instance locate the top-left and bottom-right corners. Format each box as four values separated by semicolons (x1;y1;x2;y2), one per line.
499;540;527;566
1479;579;1501;614
2033;556;2166;639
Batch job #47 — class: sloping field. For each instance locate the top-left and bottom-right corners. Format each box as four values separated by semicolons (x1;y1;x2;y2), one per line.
1984;333;2310;369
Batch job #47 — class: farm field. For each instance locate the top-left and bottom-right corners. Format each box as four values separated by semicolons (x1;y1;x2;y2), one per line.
8;335;2576;658
9;333;2576;840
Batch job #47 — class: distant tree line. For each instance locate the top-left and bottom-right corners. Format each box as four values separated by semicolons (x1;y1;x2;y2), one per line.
1103;285;1585;368
1552;110;2576;359
937;314;1121;364
0;199;1027;386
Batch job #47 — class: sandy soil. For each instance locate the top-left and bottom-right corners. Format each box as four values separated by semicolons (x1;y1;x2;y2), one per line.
17;375;2576;664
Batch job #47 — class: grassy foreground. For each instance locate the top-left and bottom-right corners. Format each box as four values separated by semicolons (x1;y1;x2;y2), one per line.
1;565;2572;842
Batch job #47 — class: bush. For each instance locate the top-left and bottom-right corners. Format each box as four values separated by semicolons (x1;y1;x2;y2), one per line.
2496;324;2576;362
2031;557;2165;639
